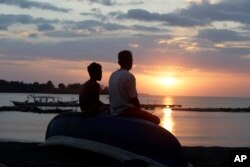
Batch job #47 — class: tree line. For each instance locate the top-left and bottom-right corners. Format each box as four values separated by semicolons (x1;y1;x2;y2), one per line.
0;79;108;94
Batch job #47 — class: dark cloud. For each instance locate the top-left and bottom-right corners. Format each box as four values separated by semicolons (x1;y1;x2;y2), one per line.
116;9;207;27
197;28;248;42
0;14;58;31
74;20;102;29
73;20;127;31
190;47;250;74
71;0;143;6
28;33;38;38
73;19;167;33
0;13;166;36
114;0;250;27
126;0;143;5
0;14;33;30
1;34;250;75
0;35;166;63
90;0;116;6
177;0;250;25
81;8;108;21
37;23;54;31
132;25;163;32
0;0;70;12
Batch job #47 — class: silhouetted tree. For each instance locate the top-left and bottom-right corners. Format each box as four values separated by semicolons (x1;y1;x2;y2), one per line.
67;83;81;93
0;79;108;94
45;80;54;92
58;83;66;90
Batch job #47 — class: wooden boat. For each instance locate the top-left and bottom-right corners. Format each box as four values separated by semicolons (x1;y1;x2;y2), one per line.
44;112;190;167
11;94;78;107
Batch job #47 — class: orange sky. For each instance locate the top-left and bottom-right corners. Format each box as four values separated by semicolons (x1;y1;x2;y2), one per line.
1;58;249;97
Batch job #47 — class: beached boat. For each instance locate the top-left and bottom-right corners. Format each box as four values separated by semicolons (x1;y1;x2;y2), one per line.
45;112;191;167
11;94;78;107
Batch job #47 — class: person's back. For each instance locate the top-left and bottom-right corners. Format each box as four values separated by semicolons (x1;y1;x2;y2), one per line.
79;79;101;112
109;50;160;124
79;62;106;113
109;69;137;115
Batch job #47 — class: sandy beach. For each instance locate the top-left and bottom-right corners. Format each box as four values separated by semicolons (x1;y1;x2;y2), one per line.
1;141;247;167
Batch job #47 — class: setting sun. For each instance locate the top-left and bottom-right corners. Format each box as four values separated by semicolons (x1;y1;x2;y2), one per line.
158;77;177;86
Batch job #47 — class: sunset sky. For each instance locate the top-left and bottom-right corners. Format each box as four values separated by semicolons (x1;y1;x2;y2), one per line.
0;0;250;97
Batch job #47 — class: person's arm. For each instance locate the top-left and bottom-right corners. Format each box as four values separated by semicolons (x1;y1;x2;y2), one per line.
127;73;140;108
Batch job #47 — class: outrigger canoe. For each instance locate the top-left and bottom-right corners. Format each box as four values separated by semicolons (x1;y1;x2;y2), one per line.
44;112;190;167
11;94;78;107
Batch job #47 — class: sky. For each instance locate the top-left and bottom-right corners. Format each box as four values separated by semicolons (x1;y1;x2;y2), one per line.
0;0;250;97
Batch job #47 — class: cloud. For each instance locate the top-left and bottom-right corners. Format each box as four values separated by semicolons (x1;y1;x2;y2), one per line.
80;9;108;21
241;55;250;59
70;0;143;6
0;32;250;76
197;28;248;42
0;14;33;30
0;14;58;31
116;9;207;27
72;19;168;34
0;13;166;38
0;35;165;62
44;31;90;38
73;20;127;31
37;23;54;31
113;0;250;27
0;0;71;12
89;0;117;6
176;0;250;25
28;33;38;38
132;25;163;32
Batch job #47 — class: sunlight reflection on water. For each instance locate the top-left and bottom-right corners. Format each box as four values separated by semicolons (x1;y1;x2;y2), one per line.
159;96;175;134
160;107;174;134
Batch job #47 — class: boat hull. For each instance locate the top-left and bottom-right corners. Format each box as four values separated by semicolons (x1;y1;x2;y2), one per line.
45;112;188;167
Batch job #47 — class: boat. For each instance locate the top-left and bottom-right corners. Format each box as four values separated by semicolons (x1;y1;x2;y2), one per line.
44;112;190;167
11;94;78;107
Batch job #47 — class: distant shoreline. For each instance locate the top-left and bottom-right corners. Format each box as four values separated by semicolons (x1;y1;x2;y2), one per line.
1;106;250;113
172;107;250;112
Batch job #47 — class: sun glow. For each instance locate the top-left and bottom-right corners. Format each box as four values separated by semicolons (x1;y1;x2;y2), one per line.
158;76;177;86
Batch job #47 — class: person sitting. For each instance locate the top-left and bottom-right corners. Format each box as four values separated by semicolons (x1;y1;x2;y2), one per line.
79;62;107;114
108;50;160;124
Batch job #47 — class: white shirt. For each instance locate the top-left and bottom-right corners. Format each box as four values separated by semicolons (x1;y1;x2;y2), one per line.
108;69;138;115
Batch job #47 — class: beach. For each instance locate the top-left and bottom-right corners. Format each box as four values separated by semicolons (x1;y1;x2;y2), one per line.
1;141;246;167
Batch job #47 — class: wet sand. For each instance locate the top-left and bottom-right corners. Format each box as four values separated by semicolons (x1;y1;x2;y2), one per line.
0;141;247;167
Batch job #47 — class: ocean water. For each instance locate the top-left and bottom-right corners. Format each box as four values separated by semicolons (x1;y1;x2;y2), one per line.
0;93;250;147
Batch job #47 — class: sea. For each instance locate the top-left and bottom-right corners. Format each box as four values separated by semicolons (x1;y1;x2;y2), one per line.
0;93;250;147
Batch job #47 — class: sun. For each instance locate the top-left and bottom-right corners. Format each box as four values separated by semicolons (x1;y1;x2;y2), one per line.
158;76;177;86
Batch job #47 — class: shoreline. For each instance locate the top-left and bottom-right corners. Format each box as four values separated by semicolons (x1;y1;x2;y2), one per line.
0;141;249;167
1;106;250;114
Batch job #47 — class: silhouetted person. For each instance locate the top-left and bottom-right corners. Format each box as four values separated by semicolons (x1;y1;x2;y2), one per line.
79;62;107;114
109;50;160;124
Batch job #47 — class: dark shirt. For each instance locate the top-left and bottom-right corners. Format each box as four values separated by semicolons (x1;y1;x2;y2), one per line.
79;79;103;112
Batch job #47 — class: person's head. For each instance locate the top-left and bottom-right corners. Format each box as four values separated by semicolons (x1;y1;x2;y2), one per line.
118;50;133;70
87;62;102;81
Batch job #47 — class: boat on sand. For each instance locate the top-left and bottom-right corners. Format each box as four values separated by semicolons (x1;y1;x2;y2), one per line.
44;112;191;167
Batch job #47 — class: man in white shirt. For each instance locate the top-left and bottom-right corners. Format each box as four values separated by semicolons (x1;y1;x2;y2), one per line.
109;50;160;124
